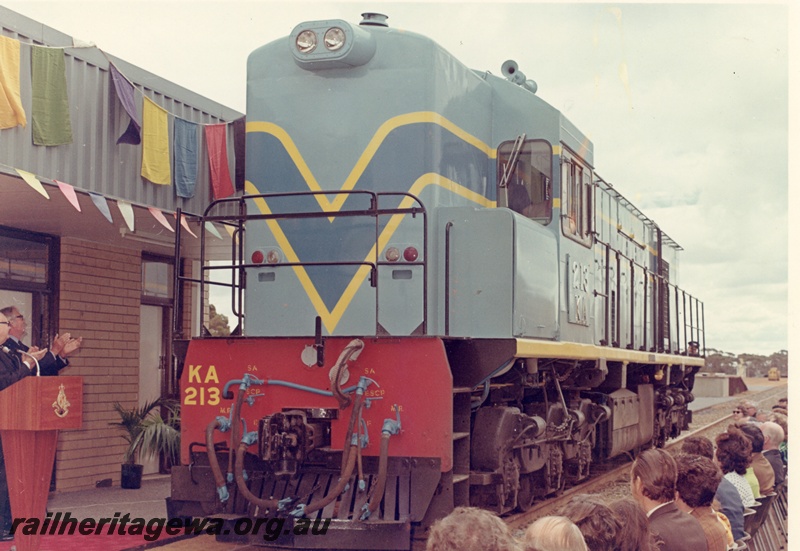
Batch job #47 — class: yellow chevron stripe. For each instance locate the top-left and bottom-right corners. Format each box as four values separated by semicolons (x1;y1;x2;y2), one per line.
246;173;495;333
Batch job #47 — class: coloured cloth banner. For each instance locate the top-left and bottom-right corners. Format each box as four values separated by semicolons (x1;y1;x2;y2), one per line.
204;123;235;199
31;46;73;145
0;36;27;129
142;96;171;185
173;118;198;198
109;62;141;145
233;116;246;191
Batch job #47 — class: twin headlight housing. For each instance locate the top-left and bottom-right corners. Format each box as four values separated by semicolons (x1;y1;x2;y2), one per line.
290;20;376;69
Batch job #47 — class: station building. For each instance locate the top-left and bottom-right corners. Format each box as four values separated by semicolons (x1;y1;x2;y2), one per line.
0;6;241;491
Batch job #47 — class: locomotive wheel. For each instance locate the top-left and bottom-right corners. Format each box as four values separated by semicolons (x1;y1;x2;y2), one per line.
516;473;536;512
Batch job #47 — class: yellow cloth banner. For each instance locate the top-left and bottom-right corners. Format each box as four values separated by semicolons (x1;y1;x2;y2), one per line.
0;36;27;129
141;96;171;185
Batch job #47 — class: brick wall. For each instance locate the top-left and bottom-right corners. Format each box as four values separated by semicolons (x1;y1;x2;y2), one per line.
54;237;141;491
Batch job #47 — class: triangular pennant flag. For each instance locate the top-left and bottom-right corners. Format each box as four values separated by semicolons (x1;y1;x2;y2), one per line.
173;213;198;238
224;224;236;238
204;222;223;240
117;200;135;231
142;97;171;185
54;180;81;211
0;36;27;129
148;207;174;232
31;45;73;146
204;123;235;199
108;62;141;145
16;169;50;199
89;192;113;223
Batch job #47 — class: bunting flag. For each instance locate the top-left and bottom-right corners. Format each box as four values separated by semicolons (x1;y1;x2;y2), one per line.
174;213;198;238
204;222;223;239
0;36;26;129
109;62;141;145
31;45;73;146
142;97;171;185
89;192;113;223
173;118;198;198
148;207;174;232
54;180;81;211
117;200;135;231
15;169;50;199
232;116;246;191
204;123;235;199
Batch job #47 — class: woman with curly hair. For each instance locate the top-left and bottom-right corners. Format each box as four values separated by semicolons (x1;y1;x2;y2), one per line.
425;506;522;551
714;426;757;508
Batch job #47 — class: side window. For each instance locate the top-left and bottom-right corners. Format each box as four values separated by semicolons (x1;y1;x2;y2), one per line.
561;151;593;246
497;139;552;224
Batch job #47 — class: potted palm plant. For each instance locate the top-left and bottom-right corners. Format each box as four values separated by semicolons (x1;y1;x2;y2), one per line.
110;397;180;489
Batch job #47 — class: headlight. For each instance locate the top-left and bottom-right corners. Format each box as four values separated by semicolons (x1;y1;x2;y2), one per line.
296;30;317;53
323;27;346;51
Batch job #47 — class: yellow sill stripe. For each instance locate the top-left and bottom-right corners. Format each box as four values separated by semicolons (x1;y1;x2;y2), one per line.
515;339;705;367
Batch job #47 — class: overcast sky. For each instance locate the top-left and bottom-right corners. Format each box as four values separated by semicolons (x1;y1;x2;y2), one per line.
3;1;793;357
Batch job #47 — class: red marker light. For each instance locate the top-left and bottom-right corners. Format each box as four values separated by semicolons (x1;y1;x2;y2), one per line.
251;250;265;264
403;246;419;262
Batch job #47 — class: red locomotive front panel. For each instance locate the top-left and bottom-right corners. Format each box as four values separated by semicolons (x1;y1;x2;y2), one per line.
180;336;454;472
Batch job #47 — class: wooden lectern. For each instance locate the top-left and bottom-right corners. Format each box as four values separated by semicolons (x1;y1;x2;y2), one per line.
0;376;82;551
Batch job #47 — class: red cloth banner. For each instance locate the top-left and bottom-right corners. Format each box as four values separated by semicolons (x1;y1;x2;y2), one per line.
204;123;234;199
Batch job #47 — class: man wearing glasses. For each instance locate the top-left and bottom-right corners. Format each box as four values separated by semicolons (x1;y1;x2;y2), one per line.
0;306;81;376
0;311;35;541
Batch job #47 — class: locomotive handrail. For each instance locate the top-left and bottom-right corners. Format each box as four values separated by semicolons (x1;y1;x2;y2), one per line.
176;189;428;338
593;237;705;357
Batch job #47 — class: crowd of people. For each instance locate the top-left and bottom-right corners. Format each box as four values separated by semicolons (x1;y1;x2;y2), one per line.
426;397;787;551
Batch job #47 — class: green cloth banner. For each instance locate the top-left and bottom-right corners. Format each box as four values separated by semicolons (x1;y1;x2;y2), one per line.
31;46;73;146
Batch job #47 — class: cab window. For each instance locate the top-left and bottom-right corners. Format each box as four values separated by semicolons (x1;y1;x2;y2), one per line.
561;151;593;246
497;139;552;224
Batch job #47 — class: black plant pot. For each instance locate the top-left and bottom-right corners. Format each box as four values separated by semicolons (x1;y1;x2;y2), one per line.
121;463;144;489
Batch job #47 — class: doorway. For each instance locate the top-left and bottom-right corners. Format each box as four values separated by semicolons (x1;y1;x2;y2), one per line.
138;303;167;475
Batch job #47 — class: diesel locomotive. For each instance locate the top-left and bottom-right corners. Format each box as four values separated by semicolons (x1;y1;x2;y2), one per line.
169;13;706;550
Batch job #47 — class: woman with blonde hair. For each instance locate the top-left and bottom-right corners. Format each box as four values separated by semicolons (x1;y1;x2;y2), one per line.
523;515;587;551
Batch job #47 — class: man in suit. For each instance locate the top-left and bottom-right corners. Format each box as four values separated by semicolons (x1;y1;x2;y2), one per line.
0;310;35;541
760;422;786;487
631;448;708;551
0;306;81;376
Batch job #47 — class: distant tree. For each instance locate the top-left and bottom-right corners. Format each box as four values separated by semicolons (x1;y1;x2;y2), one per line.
208;304;231;337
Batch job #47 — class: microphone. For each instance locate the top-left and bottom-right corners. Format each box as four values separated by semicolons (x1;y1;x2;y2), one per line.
15;349;40;376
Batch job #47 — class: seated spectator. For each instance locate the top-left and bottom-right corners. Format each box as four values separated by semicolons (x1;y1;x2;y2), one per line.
425;506;521;551
630;448;708;551
767;411;788;464
715;426;757;509
674;454;730;551
679;433;744;540
681;435;715;459
760;421;786;487
738;423;774;496
522;515;587;551
559;494;620;551
608;497;659;551
738;400;758;422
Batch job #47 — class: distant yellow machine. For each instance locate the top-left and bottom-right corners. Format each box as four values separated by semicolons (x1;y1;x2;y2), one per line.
768;367;781;381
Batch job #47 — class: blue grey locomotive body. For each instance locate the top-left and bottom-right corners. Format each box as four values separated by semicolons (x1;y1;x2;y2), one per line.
172;13;706;549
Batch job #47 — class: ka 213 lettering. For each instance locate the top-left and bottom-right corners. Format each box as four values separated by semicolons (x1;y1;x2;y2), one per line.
184;364;222;407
